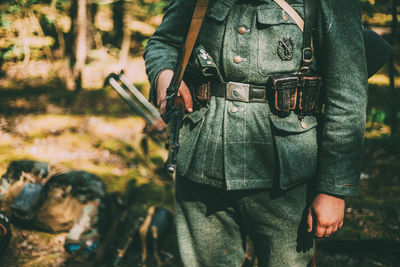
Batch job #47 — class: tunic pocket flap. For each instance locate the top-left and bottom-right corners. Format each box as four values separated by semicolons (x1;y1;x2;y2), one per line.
257;5;304;26
184;107;209;125
207;0;231;22
269;113;317;133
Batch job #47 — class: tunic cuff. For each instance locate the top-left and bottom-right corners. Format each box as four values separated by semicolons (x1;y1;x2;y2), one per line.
316;181;359;197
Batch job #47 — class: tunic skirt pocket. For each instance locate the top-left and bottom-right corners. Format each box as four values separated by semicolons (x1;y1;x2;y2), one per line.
176;108;209;176
269;113;318;190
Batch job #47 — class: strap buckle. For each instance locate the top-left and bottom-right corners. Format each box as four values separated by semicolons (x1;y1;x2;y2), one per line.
302;47;313;64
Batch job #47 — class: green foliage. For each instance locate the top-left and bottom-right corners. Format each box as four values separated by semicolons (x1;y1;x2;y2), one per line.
139;0;171;16
141;38;149;48
367;108;387;124
4;0;39;13
0;45;14;58
0;14;13;29
361;0;393;17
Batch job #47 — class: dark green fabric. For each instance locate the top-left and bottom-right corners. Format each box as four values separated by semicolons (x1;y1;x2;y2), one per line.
175;173;314;267
144;0;368;196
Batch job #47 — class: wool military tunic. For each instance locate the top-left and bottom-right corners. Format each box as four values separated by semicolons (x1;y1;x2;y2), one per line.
144;0;368;196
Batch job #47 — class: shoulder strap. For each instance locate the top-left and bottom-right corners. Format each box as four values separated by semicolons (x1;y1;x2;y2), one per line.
177;0;210;83
273;0;318;69
273;0;304;32
302;0;318;68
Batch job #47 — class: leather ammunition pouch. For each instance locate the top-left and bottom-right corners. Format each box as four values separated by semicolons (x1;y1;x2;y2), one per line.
267;72;322;117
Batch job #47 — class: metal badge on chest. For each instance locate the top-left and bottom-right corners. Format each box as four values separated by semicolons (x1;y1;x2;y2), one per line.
277;36;295;61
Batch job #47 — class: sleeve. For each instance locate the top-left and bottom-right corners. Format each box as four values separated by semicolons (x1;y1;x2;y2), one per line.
143;0;196;104
316;0;368;197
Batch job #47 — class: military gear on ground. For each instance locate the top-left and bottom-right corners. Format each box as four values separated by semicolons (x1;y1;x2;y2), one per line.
45;171;107;203
64;199;101;260
139;206;173;267
90;180;140;266
10;164;58;221
0;212;11;256
0;160;65;219
34;185;83;232
112;217;143;266
34;170;106;232
11;182;47;221
0;161;107;233
89;180;177;267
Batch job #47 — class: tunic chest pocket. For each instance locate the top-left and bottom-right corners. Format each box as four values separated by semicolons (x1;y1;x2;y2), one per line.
256;5;304;76
199;0;231;51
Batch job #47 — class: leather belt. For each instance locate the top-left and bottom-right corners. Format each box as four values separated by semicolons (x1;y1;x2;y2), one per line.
211;82;268;103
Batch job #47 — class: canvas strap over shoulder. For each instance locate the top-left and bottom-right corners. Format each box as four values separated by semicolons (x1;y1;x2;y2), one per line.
273;0;304;31
273;0;317;67
302;0;318;66
177;0;210;83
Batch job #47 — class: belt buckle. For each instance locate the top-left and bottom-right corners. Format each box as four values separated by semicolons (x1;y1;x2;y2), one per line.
226;82;250;102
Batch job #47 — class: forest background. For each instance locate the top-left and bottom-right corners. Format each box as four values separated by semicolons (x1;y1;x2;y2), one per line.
0;0;399;266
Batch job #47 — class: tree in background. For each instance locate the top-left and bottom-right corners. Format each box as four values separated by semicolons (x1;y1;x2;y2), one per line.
66;0;87;91
361;0;399;138
112;0;131;71
389;0;398;137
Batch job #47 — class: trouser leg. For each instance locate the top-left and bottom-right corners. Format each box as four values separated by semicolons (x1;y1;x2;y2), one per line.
175;174;245;267
240;183;314;267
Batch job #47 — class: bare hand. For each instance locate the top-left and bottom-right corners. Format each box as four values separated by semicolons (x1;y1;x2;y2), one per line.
307;193;345;238
156;69;193;116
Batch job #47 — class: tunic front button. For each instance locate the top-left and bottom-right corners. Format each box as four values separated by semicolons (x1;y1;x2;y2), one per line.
301;121;308;129
230;106;238;113
282;12;289;22
238;26;248;34
233;56;242;64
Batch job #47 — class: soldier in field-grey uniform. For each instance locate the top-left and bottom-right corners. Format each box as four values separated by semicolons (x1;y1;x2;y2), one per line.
144;0;368;266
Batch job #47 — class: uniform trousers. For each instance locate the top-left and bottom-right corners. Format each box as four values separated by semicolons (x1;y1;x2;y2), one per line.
175;173;315;267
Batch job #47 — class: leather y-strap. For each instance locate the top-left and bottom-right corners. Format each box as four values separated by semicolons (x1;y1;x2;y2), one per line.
302;0;318;68
177;0;210;83
273;0;304;31
273;0;317;68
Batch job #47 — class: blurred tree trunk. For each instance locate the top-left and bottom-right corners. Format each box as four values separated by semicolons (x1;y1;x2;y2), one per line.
112;0;131;71
119;6;131;71
389;0;398;137
28;10;53;61
112;0;124;45
50;0;66;58
17;9;31;65
87;1;98;50
66;0;87;91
